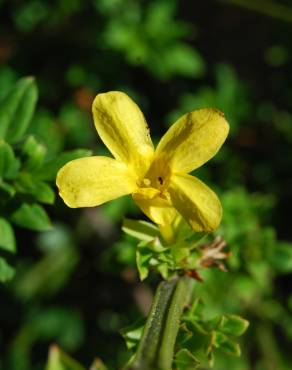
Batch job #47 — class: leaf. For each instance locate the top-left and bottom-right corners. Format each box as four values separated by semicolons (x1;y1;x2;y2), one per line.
120;318;145;350
46;345;85;370
270;242;292;273
0;218;16;253
21;135;46;170
0;257;15;282
136;242;153;281
11;203;52;231
164;44;205;78
15;173;55;204
171;243;190;264
213;332;241;356
218;315;249;337
122;218;159;241
0;179;15;197
0;140;20;179
35;149;92;181
33;181;55;204
174;349;200;370
157;262;170;279
0;77;38;143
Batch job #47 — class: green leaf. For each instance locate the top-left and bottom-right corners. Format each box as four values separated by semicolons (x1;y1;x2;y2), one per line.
0;218;16;253
174;349;200;370
0;77;38;143
11;203;52;231
120;318;145;350
213;332;241;356
270;242;292;273
21;135;46;170
46;345;85;370
218;315;249;337
171;244;190;264
122;218;159;241
34;181;55;204
163;44;205;79
136;242;153;281
15;173;55;204
0;140;20;179
157;262;170;280
35;149;92;181
0;257;15;282
0;179;16;197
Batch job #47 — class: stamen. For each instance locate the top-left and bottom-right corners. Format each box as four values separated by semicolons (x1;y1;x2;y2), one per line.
143;178;151;186
158;176;163;185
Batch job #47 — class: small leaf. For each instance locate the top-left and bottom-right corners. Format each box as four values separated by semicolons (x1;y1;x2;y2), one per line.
213;332;241;356
120;318;145;350
218;315;249;337
270;242;292;273
0;140;19;179
46;345;85;370
0;77;38;143
33;181;55;204
136;242;153;281
0;218;16;253
163;44;205;78
35;181;55;204
157;262;170;279
0;179;15;197
35;149;92;181
174;349;200;370
122;218;159;241
21;135;46;170
11;203;52;231
16;173;55;204
171;243;190;264
0;257;15;282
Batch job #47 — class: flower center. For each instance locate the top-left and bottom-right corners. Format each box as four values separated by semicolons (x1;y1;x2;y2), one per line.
140;156;171;194
142;175;166;189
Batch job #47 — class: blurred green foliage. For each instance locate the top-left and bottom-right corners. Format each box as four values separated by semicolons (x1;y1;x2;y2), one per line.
0;0;292;370
0;77;91;283
96;0;205;80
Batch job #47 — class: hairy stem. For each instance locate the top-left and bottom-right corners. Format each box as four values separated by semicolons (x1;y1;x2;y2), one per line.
157;277;194;369
125;276;194;370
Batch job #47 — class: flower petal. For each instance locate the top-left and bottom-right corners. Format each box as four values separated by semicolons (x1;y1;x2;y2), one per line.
168;173;222;232
56;156;137;208
132;190;178;226
155;108;229;173
92;91;154;177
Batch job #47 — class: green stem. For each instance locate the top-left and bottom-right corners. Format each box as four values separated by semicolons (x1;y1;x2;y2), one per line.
157;277;193;369
125;276;194;370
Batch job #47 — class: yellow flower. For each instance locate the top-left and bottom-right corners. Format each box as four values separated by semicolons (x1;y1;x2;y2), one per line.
56;91;229;232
